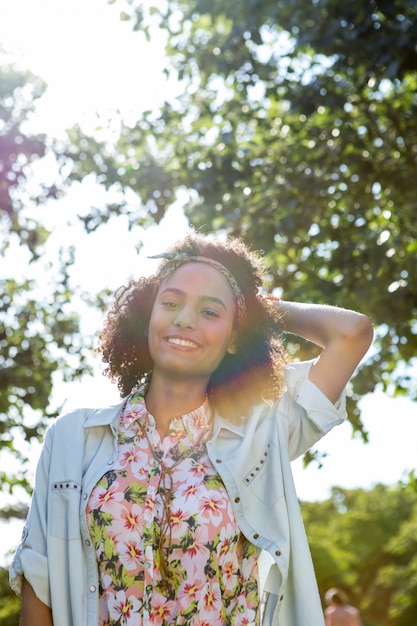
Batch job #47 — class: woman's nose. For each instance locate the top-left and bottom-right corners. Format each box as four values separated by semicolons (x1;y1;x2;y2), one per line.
173;306;197;329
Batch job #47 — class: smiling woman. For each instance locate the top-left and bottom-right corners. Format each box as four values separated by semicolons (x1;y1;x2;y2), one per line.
9;230;374;626
97;235;289;424
147;262;239;416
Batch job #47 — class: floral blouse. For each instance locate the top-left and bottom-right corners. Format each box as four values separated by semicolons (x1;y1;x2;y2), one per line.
86;390;259;625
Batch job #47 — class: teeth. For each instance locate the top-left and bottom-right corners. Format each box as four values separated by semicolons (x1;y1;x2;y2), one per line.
168;338;198;348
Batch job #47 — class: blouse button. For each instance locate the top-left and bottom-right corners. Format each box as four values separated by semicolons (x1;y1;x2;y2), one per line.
253;533;259;539
89;585;96;593
216;459;222;464
275;550;281;556
234;497;240;503
85;540;90;547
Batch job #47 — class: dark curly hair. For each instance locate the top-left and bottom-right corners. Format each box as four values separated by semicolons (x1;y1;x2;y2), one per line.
98;232;288;421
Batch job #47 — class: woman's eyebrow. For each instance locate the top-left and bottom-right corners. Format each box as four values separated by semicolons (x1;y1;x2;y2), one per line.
159;287;184;298
199;295;228;310
159;288;228;310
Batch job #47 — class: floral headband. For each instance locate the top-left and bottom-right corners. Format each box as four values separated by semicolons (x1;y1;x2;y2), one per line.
148;252;246;325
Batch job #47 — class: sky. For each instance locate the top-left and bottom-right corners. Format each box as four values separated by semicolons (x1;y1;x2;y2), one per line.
0;0;416;564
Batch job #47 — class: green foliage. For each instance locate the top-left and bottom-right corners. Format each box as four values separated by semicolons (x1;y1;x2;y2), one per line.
0;263;91;493
0;58;92;497
0;61;52;258
301;478;417;626
62;0;417;436
0;566;20;626
379;497;417;625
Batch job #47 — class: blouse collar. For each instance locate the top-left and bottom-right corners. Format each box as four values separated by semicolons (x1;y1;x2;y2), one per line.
122;386;213;440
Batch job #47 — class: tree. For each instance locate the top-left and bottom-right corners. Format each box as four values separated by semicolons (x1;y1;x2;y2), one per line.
62;0;417;435
0;566;20;626
377;476;417;626
301;477;417;626
0;53;98;626
0;58;93;496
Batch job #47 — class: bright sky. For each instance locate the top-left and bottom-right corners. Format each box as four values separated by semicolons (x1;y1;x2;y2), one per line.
1;0;416;564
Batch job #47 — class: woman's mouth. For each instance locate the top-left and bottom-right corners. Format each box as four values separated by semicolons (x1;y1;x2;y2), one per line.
166;337;199;349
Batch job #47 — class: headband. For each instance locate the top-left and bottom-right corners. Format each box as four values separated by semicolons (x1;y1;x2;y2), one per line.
148;252;246;325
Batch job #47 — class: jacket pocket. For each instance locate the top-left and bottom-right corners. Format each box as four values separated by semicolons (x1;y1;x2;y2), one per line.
242;442;284;509
49;480;82;539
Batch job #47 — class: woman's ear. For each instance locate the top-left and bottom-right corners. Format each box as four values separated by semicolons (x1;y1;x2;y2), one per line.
227;331;238;355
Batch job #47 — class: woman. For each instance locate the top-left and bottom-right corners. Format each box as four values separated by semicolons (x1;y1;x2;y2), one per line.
10;233;373;626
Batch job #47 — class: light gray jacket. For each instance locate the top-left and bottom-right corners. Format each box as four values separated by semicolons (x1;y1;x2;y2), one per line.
10;360;346;625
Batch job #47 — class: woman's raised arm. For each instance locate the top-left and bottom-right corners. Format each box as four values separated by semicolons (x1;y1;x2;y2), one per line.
278;300;374;403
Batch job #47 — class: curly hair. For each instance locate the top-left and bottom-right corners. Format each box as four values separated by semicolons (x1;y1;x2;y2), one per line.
98;232;288;421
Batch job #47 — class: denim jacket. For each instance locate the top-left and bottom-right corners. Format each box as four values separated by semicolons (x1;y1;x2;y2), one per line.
10;360;346;626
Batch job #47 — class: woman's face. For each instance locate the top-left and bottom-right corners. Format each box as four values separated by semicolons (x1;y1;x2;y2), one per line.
148;262;237;383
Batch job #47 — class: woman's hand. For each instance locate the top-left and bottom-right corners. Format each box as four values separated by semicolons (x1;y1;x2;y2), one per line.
277;300;374;403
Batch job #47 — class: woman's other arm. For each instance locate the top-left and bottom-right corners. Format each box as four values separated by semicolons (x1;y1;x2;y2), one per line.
278;301;374;403
20;577;53;626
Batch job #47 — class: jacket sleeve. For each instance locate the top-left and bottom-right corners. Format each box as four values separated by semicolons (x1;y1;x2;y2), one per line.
9;423;55;607
280;359;347;461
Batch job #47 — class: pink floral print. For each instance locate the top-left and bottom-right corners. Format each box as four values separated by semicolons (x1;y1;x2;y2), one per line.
86;389;259;625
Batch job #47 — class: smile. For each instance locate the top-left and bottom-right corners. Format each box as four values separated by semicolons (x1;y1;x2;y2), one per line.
166;337;200;349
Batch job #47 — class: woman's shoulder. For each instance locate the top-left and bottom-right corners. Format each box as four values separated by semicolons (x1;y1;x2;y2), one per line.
48;397;127;434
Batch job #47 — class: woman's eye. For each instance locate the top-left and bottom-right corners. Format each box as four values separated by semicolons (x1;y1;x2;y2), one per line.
202;309;220;318
161;300;179;309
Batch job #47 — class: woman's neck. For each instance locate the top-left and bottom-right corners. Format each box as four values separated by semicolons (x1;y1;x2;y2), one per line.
145;374;208;437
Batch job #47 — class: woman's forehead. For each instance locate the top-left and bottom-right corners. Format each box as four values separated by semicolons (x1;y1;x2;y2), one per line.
158;261;235;298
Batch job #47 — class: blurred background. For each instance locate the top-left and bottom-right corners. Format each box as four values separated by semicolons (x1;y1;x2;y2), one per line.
0;1;416;624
